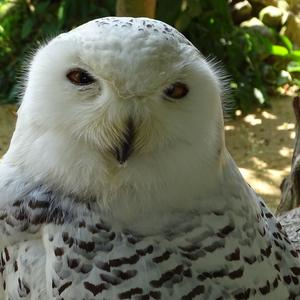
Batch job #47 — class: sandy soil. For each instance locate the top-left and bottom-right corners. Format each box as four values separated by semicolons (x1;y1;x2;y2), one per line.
226;96;295;211
0;97;296;211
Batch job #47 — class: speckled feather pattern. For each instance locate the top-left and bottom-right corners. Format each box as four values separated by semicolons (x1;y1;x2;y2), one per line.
0;184;300;299
1;17;300;300
278;208;300;251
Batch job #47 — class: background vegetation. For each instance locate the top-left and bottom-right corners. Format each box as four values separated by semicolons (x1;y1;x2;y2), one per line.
0;0;299;113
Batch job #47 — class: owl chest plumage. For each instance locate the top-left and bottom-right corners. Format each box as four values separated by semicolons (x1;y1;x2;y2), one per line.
1;187;300;300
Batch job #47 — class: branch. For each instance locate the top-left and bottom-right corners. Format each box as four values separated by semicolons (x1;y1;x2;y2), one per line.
277;96;300;214
116;0;157;18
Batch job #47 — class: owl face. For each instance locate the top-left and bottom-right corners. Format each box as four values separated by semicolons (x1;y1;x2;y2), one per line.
6;17;225;203
19;17;223;167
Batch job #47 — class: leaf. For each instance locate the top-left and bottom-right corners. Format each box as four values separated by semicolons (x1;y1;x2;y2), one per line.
21;18;34;39
287;61;300;73
279;35;293;52
269;45;289;57
289;50;300;62
57;2;65;24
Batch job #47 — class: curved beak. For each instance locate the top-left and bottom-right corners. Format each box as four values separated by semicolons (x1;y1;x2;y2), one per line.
114;118;135;164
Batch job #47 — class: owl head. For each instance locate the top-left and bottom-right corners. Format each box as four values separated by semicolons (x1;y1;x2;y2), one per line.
4;17;227;210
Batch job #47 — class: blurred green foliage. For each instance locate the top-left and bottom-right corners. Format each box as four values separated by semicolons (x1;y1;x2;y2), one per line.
0;0;115;102
0;0;299;113
157;0;300;112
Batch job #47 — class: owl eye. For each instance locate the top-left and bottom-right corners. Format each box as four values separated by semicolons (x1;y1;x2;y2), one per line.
163;82;189;100
66;68;96;85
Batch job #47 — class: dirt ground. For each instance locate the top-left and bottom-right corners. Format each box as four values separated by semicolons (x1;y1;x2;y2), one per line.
226;96;296;211
0;105;16;157
0;97;296;211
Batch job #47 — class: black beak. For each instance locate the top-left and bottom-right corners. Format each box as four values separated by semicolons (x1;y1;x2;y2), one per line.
115;119;135;164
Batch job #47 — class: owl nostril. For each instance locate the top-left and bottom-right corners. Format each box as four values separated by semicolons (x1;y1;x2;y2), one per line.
114;118;135;164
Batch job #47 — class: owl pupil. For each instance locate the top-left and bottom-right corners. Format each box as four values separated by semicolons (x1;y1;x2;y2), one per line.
66;69;95;85
80;72;90;83
163;82;189;100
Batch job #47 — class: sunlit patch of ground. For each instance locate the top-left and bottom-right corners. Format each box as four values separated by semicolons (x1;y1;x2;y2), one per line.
226;96;295;211
0;97;296;211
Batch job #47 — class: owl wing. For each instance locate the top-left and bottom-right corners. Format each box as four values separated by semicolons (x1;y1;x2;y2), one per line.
278;207;300;251
0;180;80;299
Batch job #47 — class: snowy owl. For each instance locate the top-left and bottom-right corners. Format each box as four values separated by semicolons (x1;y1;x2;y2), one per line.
0;17;300;299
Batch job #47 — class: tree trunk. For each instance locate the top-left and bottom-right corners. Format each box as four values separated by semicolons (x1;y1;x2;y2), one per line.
277;96;300;215
116;0;157;18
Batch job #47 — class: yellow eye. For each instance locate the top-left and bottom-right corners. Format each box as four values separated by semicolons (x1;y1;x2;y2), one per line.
66;68;96;85
163;82;189;100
